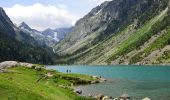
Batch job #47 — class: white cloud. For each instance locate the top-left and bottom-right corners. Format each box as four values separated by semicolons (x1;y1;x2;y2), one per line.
4;3;79;31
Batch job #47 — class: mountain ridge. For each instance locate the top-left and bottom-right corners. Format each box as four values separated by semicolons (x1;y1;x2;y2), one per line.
0;7;53;64
42;27;72;42
54;0;170;65
19;22;57;47
1;0;170;65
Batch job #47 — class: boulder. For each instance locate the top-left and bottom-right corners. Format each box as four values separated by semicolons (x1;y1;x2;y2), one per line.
102;96;110;100
35;66;42;71
113;98;118;100
142;97;151;100
100;78;107;82
0;61;19;69
46;72;54;77
0;61;41;70
95;94;104;100
91;80;100;84
74;89;82;94
88;93;92;97
19;63;35;68
119;93;130;100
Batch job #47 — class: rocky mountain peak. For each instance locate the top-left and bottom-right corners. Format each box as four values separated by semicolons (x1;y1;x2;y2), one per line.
42;27;72;41
42;28;54;36
0;7;14;26
54;0;170;55
19;22;32;31
0;7;5;15
0;7;16;37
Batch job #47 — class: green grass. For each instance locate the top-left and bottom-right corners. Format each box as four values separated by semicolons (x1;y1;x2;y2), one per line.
0;67;94;100
68;7;169;65
156;50;170;63
129;28;170;64
106;7;169;63
129;13;170;64
145;29;170;52
68;24;134;64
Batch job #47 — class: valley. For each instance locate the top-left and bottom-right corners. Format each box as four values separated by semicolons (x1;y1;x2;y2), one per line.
54;0;170;65
1;0;170;100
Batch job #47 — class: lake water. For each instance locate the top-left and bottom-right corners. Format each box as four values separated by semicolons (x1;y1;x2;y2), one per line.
47;65;170;100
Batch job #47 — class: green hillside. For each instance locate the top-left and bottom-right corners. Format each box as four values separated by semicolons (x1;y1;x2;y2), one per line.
0;7;54;65
54;1;170;65
0;31;53;64
0;66;95;100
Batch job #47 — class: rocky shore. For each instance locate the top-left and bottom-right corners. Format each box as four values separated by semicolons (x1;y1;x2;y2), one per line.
74;78;152;100
0;61;152;100
90;75;107;84
74;91;151;100
94;94;151;100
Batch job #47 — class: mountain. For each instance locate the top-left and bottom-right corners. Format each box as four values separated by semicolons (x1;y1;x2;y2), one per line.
0;7;53;64
42;27;72;41
19;22;34;33
54;0;170;65
19;22;56;47
19;22;71;47
54;28;73;40
0;7;16;37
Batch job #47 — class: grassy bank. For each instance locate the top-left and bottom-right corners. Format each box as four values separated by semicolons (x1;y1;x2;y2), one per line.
0;66;95;100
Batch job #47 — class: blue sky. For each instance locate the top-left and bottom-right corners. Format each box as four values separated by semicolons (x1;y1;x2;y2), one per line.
0;0;110;31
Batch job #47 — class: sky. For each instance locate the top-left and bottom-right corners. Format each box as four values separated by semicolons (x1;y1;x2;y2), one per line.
0;0;110;31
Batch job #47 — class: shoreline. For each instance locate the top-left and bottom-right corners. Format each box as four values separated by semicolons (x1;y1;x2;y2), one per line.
46;64;170;67
0;61;167;100
46;64;170;100
0;61;107;100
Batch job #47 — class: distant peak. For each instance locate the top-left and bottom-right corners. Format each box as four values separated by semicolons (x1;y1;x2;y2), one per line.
0;7;14;26
45;28;53;31
0;7;5;13
20;22;28;26
0;7;3;10
19;22;32;30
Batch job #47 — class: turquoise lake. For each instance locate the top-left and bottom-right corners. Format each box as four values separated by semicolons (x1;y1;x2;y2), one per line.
47;65;170;100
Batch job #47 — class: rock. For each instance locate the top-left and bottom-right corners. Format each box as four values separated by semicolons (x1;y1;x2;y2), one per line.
113;98;118;100
95;94;104;100
92;76;98;79
142;97;151;100
119;93;130;100
91;80;100;84
0;61;41;70
45;72;54;77
100;78;107;82
0;61;19;69
35;66;42;71
109;96;114;99
88;93;92;97
30;65;36;69
19;63;35;68
102;96;109;100
74;89;82;94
